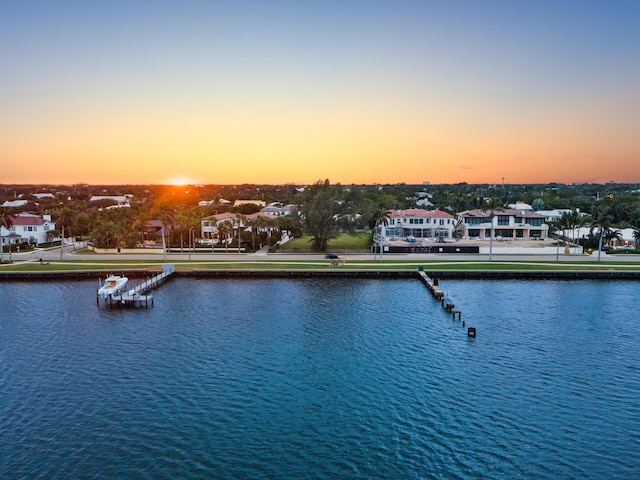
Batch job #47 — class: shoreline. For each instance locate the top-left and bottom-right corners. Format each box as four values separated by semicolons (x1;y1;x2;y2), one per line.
2;268;640;281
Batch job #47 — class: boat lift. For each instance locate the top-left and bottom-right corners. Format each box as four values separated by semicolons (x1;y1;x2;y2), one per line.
97;264;175;307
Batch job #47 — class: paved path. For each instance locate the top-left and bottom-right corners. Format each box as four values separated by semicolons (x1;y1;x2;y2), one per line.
3;241;639;266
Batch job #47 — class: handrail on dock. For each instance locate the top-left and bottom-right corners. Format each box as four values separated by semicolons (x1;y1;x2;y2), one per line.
99;264;176;308
128;264;175;296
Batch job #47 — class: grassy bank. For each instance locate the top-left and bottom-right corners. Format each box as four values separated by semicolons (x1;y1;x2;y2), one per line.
3;257;640;274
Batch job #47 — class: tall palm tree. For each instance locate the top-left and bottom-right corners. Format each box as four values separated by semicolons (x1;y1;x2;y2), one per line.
217;220;233;253
558;211;574;255
152;201;175;261
235;213;246;253
0;210;14;263
567;209;586;254
57;207;75;258
264;216;277;249
373;209;391;261
484;198;503;262
589;210;613;262
246;217;257;251
548;219;562;261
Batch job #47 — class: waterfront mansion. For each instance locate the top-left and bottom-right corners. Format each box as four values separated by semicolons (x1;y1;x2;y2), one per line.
383;209;456;240
457;208;548;239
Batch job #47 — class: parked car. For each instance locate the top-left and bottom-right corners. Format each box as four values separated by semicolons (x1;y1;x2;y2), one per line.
325;253;339;259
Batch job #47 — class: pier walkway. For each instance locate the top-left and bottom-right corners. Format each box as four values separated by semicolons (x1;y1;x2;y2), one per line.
105;264;175;307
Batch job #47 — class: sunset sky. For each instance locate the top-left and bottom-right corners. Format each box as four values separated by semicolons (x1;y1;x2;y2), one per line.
1;1;639;185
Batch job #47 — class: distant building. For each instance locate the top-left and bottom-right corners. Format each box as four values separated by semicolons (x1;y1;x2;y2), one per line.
260;204;295;216
507;201;533;211
2;200;29;208
536;209;572;222
233;199;266;207
90;195;132;205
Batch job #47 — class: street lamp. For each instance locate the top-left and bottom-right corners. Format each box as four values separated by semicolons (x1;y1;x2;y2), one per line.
188;226;194;261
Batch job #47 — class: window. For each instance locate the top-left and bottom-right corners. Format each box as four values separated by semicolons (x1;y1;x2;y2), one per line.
497;215;509;226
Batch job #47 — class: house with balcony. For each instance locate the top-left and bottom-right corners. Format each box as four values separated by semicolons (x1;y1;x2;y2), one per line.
457;208;548;239
383;209;456;240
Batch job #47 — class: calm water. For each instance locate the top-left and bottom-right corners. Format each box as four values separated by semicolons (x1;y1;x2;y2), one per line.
1;277;639;479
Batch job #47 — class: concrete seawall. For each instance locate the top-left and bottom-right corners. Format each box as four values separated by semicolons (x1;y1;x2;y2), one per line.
2;269;640;281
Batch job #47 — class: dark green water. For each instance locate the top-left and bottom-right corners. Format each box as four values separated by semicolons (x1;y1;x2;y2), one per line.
1;278;638;479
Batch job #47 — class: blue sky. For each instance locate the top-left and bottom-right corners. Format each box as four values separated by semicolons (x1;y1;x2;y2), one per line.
1;1;639;184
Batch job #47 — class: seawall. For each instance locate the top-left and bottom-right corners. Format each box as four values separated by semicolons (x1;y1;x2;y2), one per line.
2;269;640;281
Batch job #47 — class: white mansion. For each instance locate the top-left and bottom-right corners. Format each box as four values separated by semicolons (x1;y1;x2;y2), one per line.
456;208;548;239
383;209;456;240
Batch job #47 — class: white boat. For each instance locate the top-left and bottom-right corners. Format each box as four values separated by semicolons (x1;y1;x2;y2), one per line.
97;275;129;299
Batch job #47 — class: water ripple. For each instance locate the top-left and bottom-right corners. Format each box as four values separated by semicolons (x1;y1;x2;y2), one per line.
1;278;640;479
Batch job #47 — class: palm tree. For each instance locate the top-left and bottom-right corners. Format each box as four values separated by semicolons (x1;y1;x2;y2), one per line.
246;217;257;251
567;209;586;254
217;220;233;253
152;201;175;261
548;219;562;261
264;216;277;249
483;198;503;262
0;210;14;263
634;227;640;249
235;213;246;253
605;228;622;247
558;211;574;255
589;210;613;262
57;207;75;258
373;209;391;261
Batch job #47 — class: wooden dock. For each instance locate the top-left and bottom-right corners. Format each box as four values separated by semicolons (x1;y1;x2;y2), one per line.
104;264;175;307
418;270;476;338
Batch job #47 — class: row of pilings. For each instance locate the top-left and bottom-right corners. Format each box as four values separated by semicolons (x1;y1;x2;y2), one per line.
417;270;476;338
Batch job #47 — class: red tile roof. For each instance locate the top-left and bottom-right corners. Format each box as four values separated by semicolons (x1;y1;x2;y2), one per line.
8;215;50;226
388;208;453;218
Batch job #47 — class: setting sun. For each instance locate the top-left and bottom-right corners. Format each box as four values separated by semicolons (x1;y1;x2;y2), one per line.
166;177;195;187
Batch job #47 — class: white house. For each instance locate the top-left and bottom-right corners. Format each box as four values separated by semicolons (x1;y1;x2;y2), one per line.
507;201;533;211
260;204;295;216
1;213;56;245
384;209;456;240
535;209;573;222
457;208;548;239
2;200;29;208
90;195;132;205
201;212;277;243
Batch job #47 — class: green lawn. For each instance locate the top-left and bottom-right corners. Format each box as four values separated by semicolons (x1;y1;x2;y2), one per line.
3;257;640;273
282;232;372;251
